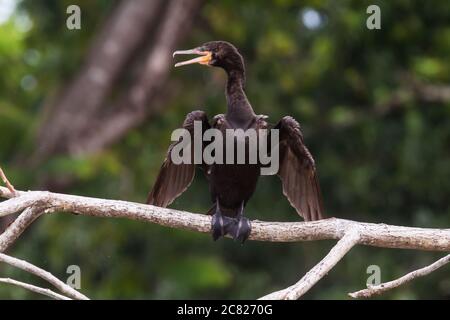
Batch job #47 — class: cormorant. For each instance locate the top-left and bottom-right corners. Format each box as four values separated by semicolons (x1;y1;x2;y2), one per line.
147;41;324;243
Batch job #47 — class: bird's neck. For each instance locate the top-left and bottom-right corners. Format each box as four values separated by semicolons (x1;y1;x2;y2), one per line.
225;69;255;125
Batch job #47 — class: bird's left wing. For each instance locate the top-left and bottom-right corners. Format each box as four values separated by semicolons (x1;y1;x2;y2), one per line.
274;116;324;221
147;111;211;207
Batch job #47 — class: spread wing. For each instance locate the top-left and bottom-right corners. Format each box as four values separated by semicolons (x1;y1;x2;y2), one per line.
146;111;210;207
274;116;324;221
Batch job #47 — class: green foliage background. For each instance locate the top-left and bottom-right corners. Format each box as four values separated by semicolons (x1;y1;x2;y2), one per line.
0;0;449;299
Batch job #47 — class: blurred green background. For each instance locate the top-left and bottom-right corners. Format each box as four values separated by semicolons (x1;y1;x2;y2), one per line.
0;0;449;299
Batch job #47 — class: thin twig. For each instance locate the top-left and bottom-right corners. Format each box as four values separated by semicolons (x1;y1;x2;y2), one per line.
0;253;89;300
0;278;71;300
349;253;450;298
0;167;16;195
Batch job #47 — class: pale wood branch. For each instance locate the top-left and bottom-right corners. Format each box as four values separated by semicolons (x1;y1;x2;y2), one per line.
0;206;47;252
2;181;450;299
259;229;360;300
1;186;450;251
0;278;71;300
349;253;450;298
0;167;16;195
0;253;89;300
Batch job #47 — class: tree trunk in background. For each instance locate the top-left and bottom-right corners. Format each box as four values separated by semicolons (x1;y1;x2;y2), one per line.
34;0;202;161
69;0;202;155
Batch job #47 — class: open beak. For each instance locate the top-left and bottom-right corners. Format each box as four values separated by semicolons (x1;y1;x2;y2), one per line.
173;48;212;67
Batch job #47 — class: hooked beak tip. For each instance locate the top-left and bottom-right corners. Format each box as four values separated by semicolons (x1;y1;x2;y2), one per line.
172;48;202;58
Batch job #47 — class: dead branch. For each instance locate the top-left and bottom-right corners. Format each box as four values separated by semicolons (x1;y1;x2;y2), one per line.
1;186;450;251
260;229;361;300
1;165;450;299
0;167;15;195
0;278;71;300
0;206;47;252
349;253;450;298
0;253;88;300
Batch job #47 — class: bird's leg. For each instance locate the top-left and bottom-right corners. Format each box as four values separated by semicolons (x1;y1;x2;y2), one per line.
231;201;251;244
211;198;234;241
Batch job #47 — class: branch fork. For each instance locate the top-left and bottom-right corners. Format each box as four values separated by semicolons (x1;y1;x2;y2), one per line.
1;166;449;299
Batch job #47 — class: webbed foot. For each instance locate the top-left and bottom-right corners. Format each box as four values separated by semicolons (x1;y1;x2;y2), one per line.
230;216;251;244
211;211;234;241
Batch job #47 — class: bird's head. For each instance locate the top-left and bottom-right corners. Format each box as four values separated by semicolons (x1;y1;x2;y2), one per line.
173;41;244;75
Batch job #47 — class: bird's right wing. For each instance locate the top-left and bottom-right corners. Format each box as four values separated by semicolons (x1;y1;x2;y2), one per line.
146;111;211;207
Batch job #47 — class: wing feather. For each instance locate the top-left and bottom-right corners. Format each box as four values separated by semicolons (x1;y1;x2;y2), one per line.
275;116;324;221
147;111;210;207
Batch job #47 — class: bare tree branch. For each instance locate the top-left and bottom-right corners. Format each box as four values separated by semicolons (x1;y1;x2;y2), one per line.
1;159;450;300
0;253;88;300
0;206;47;252
1;186;450;251
0;167;16;195
0;193;49;217
1;186;450;299
0;278;71;300
259;229;361;300
349;253;450;298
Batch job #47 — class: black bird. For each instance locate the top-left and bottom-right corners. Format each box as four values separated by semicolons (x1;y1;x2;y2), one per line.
147;41;324;243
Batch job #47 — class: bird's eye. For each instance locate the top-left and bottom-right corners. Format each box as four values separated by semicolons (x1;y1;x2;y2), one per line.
210;52;218;64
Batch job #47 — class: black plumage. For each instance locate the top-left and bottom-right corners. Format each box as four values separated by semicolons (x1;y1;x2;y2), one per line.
147;41;324;242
